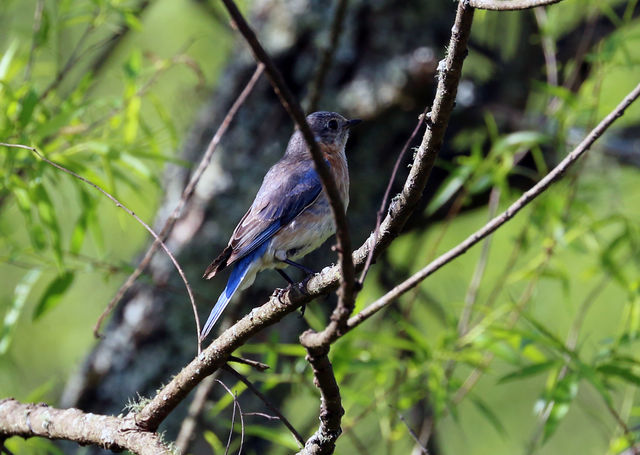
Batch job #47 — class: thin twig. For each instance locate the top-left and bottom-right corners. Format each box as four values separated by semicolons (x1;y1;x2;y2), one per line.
457;186;501;335
223;365;305;447
227;356;270;371
89;0;153;76
93;63;264;338
533;7;558;88
38;11;98;103
174;374;218;454
243;412;278;419
395;410;429;455
0;142;201;353
358;109;427;285
215;379;241;455
468;0;564;11
346;81;640;332
306;0;350;112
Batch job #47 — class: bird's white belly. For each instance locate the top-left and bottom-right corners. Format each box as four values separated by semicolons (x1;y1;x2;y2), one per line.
265;214;336;268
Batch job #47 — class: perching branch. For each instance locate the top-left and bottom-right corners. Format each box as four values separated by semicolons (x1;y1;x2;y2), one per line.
468;0;564;11
346;80;640;332
0;399;170;455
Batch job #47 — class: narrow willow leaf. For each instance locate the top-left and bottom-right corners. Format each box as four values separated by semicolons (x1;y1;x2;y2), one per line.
0;269;42;354
597;363;640;386
542;373;579;442
470;395;506;436
18;88;39;127
32;271;74;320
498;360;558;384
32;183;63;269
243;425;300;450
124;95;141;143
425;166;472;216
203;430;224;454
0;40;18;80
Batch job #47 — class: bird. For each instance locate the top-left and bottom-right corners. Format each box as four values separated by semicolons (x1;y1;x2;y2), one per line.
200;111;361;341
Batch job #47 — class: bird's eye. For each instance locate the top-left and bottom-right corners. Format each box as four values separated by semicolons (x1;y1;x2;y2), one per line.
327;119;339;130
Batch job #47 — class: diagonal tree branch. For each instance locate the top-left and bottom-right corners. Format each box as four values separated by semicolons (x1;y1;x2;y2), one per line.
346;80;640;331
0;399;170;455
468;0;563;11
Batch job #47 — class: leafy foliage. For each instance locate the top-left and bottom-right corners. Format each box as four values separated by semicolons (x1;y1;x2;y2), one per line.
0;0;205;352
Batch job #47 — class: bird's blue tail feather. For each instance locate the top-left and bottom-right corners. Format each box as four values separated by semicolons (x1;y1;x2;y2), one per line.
200;243;268;340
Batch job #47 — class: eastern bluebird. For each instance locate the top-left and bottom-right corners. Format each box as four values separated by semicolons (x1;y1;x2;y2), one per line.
200;111;360;340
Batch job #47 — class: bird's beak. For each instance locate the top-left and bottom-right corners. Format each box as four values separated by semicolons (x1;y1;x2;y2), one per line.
346;118;362;128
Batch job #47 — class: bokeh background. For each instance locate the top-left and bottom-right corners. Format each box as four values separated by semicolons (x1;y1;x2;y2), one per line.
2;0;640;454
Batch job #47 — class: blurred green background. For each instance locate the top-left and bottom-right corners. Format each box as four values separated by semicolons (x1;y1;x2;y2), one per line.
2;0;640;454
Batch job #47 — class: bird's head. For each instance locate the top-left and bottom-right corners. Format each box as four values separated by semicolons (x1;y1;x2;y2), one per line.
306;111;361;153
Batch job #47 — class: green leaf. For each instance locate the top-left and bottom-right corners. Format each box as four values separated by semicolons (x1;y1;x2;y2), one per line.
425;166;472;216
470;395;506;436
122;11;143;31
542;373;579;442
498;360;558;383
243;425;300;450
0;269;42;354
123;49;142;79
35;108;77;138
35;7;50;47
203;430;224;454
0;40;18;81
32;183;63;269
69;211;88;254
32;271;74;320
597;364;640;386
124;96;141;143
18;88;39;127
12;179;47;251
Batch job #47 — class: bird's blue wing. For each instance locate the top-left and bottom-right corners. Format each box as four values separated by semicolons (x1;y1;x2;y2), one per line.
226;162;323;264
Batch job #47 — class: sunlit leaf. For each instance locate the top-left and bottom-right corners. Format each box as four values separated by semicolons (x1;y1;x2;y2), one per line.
425;165;472;216
0;40;18;81
0;268;42;354
203;430;224;454
124;96;141;143
243;425;300;450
